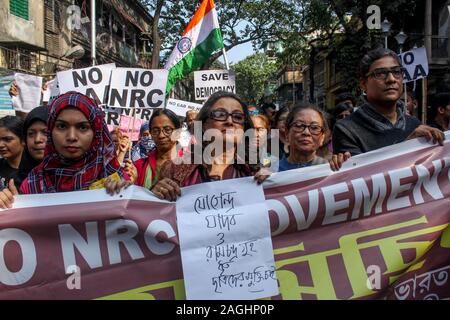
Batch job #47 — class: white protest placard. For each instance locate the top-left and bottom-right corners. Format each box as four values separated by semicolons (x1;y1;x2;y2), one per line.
42;78;60;103
398;47;429;83
166;98;202;117
12;73;43;112
102;105;154;127
108;68;168;109
57;63;116;104
176;177;279;300
194;70;236;101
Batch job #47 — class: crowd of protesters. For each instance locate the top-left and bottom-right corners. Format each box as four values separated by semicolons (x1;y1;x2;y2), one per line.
0;48;448;208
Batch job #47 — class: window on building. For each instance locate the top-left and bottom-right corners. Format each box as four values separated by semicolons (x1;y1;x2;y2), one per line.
10;0;29;20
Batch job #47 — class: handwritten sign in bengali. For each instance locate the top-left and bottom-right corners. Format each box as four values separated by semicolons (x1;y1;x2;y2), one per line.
176;177;278;300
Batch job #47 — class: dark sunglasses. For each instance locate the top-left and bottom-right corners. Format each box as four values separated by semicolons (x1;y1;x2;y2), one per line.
209;110;246;124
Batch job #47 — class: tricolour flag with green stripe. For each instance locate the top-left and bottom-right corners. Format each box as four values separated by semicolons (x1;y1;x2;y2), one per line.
164;0;224;93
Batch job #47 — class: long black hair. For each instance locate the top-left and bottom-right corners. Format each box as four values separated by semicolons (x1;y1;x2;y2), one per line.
0;115;24;141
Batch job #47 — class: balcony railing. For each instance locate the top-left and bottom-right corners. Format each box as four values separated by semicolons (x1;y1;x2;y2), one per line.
0;46;36;74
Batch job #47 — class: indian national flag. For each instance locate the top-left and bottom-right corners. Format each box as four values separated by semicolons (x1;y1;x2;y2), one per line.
164;0;224;93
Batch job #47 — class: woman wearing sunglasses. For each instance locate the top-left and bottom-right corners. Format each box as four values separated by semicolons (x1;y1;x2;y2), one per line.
278;104;351;172
151;91;264;201
134;109;181;190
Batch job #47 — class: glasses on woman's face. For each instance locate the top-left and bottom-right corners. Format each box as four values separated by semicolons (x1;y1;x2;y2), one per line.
209;109;246;124
150;126;174;136
366;66;404;80
290;122;324;135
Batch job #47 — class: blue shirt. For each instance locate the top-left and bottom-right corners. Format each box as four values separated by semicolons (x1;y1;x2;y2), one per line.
277;156;326;172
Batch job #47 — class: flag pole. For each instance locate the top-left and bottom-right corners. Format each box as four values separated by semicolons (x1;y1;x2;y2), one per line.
90;0;96;66
222;48;230;70
128;108;136;160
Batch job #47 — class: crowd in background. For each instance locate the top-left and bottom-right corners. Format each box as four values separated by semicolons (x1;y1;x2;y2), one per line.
0;48;448;208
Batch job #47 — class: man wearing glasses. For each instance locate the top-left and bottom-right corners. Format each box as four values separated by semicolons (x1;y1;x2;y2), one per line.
333;48;445;156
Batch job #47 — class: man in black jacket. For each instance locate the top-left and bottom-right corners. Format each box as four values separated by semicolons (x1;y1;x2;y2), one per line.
333;48;445;156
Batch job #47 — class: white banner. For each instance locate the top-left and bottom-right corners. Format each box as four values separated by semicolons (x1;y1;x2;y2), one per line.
166;98;202;117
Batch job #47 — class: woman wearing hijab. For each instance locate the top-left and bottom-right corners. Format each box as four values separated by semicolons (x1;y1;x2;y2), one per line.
0;92;130;210
20;91;131;195
13;106;48;189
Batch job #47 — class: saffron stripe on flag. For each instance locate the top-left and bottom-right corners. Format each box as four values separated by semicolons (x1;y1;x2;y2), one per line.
182;0;216;36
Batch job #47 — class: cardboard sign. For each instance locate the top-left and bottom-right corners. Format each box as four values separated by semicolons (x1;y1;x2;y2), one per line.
57;64;116;104
398;47;429;83
194;70;236;101
118;115;144;141
166;98;202;117
108;68;168;109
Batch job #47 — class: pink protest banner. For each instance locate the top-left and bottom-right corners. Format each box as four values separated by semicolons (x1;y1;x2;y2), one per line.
0;133;449;300
119;115;143;141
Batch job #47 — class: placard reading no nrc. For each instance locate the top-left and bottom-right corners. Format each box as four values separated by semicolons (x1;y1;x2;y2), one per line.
108;68;168;109
194;70;236;101
57;64;116;104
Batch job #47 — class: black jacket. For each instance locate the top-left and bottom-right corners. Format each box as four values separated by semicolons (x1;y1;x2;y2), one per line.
332;101;421;155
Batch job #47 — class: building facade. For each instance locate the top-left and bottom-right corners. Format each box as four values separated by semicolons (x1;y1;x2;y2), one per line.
0;0;153;79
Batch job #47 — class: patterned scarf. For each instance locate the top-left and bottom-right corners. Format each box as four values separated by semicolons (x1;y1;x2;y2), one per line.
22;92;123;193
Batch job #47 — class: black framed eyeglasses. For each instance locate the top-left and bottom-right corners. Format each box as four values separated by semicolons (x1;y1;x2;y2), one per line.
290;122;324;135
366;67;404;80
150;126;174;136
209;109;246;124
